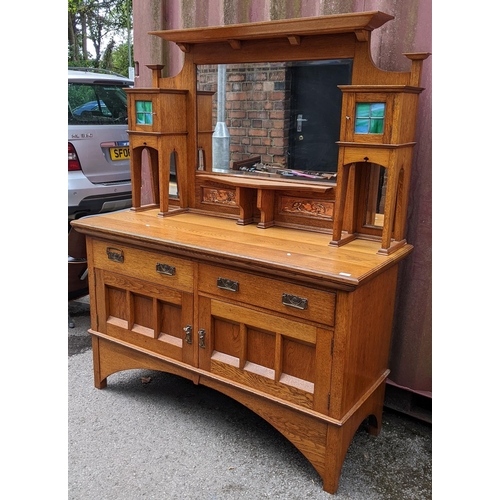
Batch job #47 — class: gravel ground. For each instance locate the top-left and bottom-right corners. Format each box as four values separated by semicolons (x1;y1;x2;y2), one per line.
68;298;432;500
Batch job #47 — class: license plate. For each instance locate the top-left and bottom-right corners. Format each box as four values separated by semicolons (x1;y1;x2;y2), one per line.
110;147;130;161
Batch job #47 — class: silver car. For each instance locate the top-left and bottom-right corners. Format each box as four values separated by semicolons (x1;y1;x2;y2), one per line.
68;68;133;220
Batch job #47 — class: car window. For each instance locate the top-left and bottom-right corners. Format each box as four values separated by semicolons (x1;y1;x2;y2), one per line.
68;82;129;125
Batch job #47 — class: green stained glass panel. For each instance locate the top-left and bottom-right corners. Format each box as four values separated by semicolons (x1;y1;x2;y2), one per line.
136;101;152;112
356;103;371;117
136;100;153;125
354;102;385;134
371;103;385;117
369;118;384;133
355;119;369;134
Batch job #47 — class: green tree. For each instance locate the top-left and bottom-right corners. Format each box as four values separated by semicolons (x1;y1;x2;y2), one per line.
68;0;133;76
112;42;134;76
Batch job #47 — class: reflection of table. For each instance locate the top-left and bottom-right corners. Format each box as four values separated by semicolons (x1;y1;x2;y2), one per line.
73;208;412;495
197;172;334;228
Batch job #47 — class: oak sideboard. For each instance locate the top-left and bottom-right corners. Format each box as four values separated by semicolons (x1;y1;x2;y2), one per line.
73;12;428;494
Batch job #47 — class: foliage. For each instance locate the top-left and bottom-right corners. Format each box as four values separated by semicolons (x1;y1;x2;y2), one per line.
68;0;133;76
112;42;134;77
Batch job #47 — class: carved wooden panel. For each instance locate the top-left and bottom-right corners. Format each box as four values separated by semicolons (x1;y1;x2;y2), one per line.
201;186;237;205
280;195;334;219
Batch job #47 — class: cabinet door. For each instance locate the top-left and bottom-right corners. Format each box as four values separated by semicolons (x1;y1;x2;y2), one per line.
198;295;333;414
95;268;195;366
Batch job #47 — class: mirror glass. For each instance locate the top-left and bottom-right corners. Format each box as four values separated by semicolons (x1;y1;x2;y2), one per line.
364;164;387;228
169;151;179;198
196;59;352;181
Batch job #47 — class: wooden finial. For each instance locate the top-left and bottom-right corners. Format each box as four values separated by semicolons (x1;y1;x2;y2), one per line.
404;53;431;87
145;64;165;88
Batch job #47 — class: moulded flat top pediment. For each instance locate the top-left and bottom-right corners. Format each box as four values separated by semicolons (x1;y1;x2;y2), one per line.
149;11;394;46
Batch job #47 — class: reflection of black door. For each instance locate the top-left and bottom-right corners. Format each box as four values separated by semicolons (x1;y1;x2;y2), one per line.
288;60;352;172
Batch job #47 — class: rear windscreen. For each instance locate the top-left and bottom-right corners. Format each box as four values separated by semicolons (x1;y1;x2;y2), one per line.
68;83;129;125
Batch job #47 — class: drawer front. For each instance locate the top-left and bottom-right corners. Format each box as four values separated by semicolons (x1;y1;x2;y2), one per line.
198;264;335;326
91;239;194;291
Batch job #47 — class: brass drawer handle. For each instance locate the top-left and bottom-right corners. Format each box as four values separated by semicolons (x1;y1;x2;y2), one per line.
183;325;192;345
106;247;124;263
156;262;176;276
282;293;308;310
217;277;239;292
198;329;206;349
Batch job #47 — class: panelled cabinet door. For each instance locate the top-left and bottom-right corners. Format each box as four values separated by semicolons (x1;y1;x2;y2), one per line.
197;295;333;414
94;268;195;366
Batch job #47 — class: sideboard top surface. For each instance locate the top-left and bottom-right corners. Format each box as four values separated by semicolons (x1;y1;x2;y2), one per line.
73;209;412;291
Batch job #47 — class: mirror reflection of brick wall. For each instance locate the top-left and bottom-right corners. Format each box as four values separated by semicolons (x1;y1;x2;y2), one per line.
197;63;290;166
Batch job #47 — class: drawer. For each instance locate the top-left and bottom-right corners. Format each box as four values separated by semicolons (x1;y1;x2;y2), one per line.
91;239;194;291
198;264;335;326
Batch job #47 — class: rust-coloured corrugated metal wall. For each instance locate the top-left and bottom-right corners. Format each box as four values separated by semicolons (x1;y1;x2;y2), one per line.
132;0;432;419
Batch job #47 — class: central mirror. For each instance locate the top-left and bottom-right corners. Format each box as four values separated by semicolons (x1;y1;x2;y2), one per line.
196;60;352;180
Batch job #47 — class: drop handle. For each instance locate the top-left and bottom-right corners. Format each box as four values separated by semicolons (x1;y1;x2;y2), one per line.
198;329;206;349
106;247;124;263
156;263;176;276
183;325;192;344
282;293;308;310
217;277;239;292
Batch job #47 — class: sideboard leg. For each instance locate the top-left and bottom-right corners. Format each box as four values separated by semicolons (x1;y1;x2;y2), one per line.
91;335;107;389
321;424;350;494
367;385;385;436
367;412;382;436
321;383;386;493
